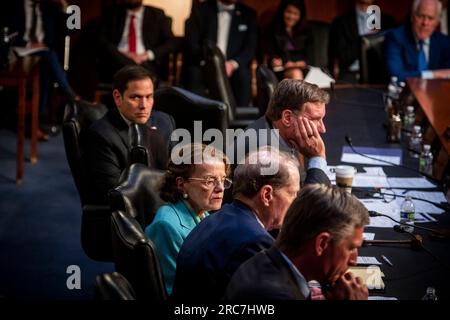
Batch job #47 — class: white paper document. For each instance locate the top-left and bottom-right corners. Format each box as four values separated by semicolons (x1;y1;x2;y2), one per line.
363;232;375;240
387;177;436;189
13;46;48;57
389;189;446;216
369;296;398;300
357;256;382;265
304;66;335;88
360;199;400;228
341;146;402;166
353;175;390;188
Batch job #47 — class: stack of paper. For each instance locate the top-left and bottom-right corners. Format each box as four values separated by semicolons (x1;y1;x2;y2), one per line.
348;266;385;290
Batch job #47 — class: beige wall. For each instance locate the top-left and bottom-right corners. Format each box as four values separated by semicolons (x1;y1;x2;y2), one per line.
143;0;192;36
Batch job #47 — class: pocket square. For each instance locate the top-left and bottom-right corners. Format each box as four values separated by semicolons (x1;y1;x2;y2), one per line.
238;24;248;32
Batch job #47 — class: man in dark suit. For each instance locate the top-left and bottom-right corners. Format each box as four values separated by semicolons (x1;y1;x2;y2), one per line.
329;0;395;82
183;0;257;105
232;79;330;184
171;147;330;302
97;0;177;84
225;184;370;300
385;0;450;81
82;65;168;205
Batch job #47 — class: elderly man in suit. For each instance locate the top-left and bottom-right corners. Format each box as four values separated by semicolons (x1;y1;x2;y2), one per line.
385;0;450;81
97;0;177;84
82;65;169;205
183;0;257;106
225;184;370;300
171;146;330;302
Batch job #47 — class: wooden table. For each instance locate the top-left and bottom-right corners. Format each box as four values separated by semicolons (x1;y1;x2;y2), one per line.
407;78;450;180
0;56;40;184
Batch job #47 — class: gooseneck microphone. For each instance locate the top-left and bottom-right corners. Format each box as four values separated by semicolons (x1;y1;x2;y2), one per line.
369;211;450;239
344;135;440;186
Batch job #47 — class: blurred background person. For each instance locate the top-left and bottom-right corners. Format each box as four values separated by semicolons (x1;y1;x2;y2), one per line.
145;143;230;295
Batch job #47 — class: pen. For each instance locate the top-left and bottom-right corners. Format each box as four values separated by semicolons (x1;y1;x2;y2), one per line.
381;255;393;267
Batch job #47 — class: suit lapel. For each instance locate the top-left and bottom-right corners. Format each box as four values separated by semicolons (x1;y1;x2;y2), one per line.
142;6;151;49
227;8;240;56
429;33;439;69
108;108;129;150
114;8;127;45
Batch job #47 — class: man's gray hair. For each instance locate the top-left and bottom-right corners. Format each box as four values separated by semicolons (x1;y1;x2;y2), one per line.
276;184;370;256
232;146;299;197
412;0;442;17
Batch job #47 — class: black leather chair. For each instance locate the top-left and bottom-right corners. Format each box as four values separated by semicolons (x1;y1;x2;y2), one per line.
111;210;168;301
202;42;259;128
154;86;228;140
108;163;165;228
256;64;278;115
306;21;330;69
360;31;389;84
95;272;136;300
128;123;151;166
62;100;113;261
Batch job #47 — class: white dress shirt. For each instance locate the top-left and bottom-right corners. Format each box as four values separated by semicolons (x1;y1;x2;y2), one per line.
24;0;45;43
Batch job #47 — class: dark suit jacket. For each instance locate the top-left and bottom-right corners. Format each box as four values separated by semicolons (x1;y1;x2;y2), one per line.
384;24;450;81
171;200;274;301
233;116;331;186
82;107;168;205
329;9;395;71
224;246;309;300
98;5;176;71
185;0;257;68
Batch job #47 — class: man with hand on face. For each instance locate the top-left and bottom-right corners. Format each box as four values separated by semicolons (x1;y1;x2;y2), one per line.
225;184;370;300
82;65;168;205
233;79;330;186
385;0;450;81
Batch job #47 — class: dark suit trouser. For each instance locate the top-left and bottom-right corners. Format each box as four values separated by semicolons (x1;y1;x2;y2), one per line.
230;65;252;106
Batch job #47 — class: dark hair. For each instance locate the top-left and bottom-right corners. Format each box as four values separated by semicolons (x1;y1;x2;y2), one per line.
272;0;307;34
265;79;330;121
112;65;153;95
276;184;369;256
159;143;230;203
232;147;299;198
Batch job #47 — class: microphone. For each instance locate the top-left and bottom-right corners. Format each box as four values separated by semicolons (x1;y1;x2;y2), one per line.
369;211;450;239
393;225;423;250
344;135;441;186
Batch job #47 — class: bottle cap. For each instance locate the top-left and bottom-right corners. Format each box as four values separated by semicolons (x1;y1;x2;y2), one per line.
423;144;431;151
413;125;421;132
407;106;414;112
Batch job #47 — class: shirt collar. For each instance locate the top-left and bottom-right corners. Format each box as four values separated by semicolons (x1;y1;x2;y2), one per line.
127;6;144;20
280;252;311;298
217;1;235;12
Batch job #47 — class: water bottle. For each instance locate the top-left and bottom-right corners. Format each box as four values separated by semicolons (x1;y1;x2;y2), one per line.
419;144;433;176
421;287;438;300
387;76;399;100
403;106;415;136
409;125;422;158
400;195;415;232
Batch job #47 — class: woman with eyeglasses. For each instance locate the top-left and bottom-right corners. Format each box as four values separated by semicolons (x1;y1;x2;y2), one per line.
145;143;231;295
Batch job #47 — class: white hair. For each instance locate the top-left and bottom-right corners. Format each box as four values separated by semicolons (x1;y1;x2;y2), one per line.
412;0;443;17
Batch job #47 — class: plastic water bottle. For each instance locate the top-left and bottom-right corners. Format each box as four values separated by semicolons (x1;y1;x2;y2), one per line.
409;125;422;158
419;144;433;176
422;287;438;300
387;76;399;100
400;195;415;232
403;106;415;136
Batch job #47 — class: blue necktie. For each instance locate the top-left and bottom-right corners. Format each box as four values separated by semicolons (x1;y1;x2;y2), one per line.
417;40;428;72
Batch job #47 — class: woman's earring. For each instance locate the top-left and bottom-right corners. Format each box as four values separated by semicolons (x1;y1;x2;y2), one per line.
183;193;188;199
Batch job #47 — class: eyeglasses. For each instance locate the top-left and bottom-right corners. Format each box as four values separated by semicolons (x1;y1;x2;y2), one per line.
187;176;232;189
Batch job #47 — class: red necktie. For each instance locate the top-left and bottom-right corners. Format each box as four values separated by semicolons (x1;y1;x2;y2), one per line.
128;15;136;53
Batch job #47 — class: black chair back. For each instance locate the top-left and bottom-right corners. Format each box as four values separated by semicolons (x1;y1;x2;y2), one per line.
109;163;165;228
95;272;136;300
128;123;151;166
256;64;278;114
111;210;168;301
306;21;330;68
360;31;388;84
154;86;228;140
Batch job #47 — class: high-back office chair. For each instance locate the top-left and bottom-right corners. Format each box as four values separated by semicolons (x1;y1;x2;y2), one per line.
256;65;278;115
360;31;388;84
202;42;259;128
154;86;228;140
108;163;165;228
128;123;151;166
306;21;330;69
95;272;137;300
62;100;113;261
111;210;168;301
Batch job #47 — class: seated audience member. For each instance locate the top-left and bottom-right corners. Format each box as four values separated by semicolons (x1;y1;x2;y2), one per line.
97;0;177;84
145;143;230;295
225;184;369;300
233;79;330;184
384;0;450;81
329;0;395;82
1;0;78;140
440;0;449;35
182;0;257;106
82;65;168;205
265;0;310;80
171;147;303;301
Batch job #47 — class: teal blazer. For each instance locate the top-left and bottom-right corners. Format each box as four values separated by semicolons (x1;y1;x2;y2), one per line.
144;200;208;295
